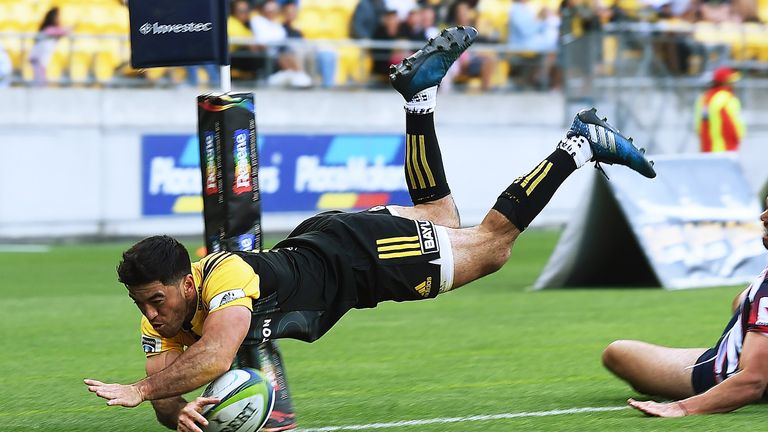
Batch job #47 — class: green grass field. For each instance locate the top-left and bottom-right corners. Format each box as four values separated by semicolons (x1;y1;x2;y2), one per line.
0;230;762;431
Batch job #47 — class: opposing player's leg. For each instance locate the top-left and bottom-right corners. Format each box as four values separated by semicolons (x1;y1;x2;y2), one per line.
602;340;708;399
387;26;478;228
442;107;656;289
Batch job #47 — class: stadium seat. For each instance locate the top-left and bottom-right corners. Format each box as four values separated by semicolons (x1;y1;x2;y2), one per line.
4;0;38;33
477;0;511;41
717;22;747;61
93;38;121;83
58;3;88;30
759;0;768;23
69;36;99;83
102;4;130;35
334;45;371;85
46;49;68;82
741;22;768;62
295;2;353;40
295;8;326;39
0;32;25;72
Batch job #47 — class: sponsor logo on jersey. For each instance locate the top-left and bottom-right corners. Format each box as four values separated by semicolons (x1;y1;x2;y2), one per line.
209;289;247;311
203;132;218;196
233;129;252;194
414;277;432;297
417;220;439;254
141;335;162;353
260;318;272;343
756;297;768;326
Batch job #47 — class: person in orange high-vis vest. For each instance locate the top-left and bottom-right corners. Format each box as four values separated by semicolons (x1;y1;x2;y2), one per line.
694;67;746;152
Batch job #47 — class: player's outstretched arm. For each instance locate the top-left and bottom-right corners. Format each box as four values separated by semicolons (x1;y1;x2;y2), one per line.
629;332;768;417
85;305;251;407
145;351;187;429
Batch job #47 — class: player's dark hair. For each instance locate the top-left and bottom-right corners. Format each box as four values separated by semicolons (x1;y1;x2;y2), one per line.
117;235;192;288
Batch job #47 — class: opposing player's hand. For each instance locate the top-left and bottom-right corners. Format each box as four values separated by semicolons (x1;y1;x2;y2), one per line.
628;398;687;417
176;397;220;432
83;379;144;407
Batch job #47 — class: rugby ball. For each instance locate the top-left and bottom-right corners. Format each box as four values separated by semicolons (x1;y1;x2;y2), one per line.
200;368;275;432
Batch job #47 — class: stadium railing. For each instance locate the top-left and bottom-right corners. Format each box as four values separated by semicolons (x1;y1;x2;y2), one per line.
4;22;768;89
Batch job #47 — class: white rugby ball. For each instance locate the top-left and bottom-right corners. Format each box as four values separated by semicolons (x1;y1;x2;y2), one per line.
200;368;275;432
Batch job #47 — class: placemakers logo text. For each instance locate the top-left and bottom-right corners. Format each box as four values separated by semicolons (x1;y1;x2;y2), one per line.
139;22;213;35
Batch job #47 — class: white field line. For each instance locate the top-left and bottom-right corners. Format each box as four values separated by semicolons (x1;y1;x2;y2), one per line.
299;406;629;431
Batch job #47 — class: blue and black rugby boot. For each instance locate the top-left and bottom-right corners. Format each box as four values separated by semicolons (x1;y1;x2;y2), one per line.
389;26;478;101
569;108;656;179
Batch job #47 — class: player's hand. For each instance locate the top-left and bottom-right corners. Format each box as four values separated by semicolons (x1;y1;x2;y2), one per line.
628;398;687;417
83;379;144;408
176;397;220;432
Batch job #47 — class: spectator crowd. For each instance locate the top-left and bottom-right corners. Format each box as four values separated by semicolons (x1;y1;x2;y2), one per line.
1;0;766;90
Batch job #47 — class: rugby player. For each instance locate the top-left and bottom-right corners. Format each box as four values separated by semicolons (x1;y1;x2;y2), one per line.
85;26;656;432
603;199;768;417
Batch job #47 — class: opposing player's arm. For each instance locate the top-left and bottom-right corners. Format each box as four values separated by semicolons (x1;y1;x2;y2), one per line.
145;350;186;429
680;331;768;414
135;305;251;402
630;332;768;417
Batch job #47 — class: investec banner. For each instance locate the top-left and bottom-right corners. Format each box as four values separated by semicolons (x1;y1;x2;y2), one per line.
142;134;410;216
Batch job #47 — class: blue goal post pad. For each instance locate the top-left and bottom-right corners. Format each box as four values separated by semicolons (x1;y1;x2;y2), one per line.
128;0;230;68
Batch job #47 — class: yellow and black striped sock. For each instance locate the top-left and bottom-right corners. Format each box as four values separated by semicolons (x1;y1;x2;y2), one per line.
405;112;451;204
492;149;576;231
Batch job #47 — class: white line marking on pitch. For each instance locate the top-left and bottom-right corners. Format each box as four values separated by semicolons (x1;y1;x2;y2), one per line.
299;406;628;431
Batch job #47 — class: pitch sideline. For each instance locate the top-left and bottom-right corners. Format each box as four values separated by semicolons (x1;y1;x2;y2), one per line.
299;406;629;431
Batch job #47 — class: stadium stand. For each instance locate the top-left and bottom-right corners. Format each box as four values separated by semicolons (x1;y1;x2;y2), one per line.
4;0;768;87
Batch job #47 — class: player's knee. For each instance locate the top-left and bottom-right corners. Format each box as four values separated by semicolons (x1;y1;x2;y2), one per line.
602;340;630;374
418;197;460;228
482;246;511;275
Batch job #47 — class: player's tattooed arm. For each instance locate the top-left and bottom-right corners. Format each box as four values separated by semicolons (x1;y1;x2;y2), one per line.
147;351;187;429
135;305;252;402
86;306;251;407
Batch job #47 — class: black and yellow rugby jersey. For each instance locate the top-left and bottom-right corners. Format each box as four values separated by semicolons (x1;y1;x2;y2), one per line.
139;252;260;357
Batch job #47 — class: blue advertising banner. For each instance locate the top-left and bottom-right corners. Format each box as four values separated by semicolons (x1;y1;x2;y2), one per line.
142;134;411;216
535;154;766;290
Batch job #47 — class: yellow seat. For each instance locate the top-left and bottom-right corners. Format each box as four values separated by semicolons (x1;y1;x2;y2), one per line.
5;1;37;33
46;50;67;82
58;3;88;29
295;8;325;39
759;0;768;22
102;4;129;35
478;0;511;40
322;10;350;39
93;38;120;82
69;36;99;82
0;33;25;71
335;45;371;85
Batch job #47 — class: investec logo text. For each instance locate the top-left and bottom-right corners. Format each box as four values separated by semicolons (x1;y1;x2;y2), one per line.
139;22;213;35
